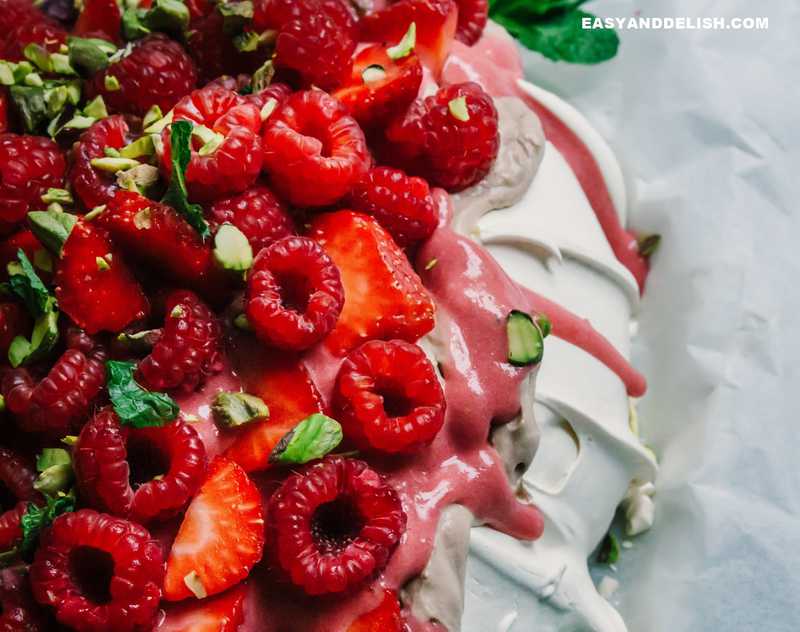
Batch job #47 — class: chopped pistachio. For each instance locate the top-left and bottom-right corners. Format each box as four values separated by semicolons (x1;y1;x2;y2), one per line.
183;571;207;599
259;98;277;121
84;204;107;221
95;255;111;271
41;188;73;205
33;249;53;273
104;74;121;91
213;223;253;271
233;313;251;330
170;305;186;318
133;207;152;229
90;156;141;173
117;164;160;193
143;109;173;134
142;105;163;130
212;391;269;428
23;72;43;87
119;135;155;159
82;95;108;119
424;258;438;271
448;96;470;122
361;64;386;84
387;22;416;60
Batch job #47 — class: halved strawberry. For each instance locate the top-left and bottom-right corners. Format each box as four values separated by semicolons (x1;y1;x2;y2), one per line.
348;590;405;632
164;457;265;601
99;190;220;291
157;584;247;632
223;346;324;472
308;211;435;355
54;220;150;334
359;0;458;76
333;44;423;130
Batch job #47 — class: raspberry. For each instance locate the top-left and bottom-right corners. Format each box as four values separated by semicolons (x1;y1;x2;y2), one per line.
333;44;423;130
29;509;164;632
1;17;67;61
246;236;344;351
137;290;222;393
0;134;65;237
160;85;262;202
350;167;438;247
0;89;9;134
274;12;355;91
1;336;107;436
208;185;295;255
268;456;406;595
0;302;30;355
261;90;370;207
334;339;445;453
69;116;130;210
0;0;40;35
386;82;499;191
0;446;40;552
253;0;356;35
75;409;207;524
73;0;122;43
88;35;197;117
454;0;488;45
0;566;46;632
245;83;292;132
186;10;263;84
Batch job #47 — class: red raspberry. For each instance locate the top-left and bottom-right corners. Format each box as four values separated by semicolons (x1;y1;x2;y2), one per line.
350;167;438;247
0;447;40;552
1;335;107;436
268;456;406;595
275;12;355;91
0;134;65;237
1;17;67;61
454;0;488;45
333;44;423;130
386;82;499;191
73;0;122;43
0;566;46;632
160;85;262;202
137;290;222;393
208;185;295;255
246;236;344;351
69;116;130;210
29;509;164;632
186;10;263;84
253;0;356;35
261;90;369;207
0;230;40;280
55;221;150;334
88;35;197;117
0;89;9;134
99;190;219;291
335;339;445;453
0;302;30;355
245;83;292;115
0;0;40;35
75;409;207;524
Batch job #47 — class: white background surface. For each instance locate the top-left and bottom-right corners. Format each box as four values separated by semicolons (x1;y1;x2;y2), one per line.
469;2;800;630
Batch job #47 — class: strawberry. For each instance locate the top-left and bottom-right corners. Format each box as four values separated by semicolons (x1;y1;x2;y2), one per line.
163;457;265;601
54;220;150;334
347;590;405;632
99;190;219;291
333;43;423;130
73;0;122;43
223;346;324;472
359;0;458;76
157;584;247;632
308;211;435;355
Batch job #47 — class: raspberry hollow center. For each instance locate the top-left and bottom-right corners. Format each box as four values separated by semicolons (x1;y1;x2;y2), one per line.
127;436;170;488
378;387;414;418
311;496;365;554
69;546;115;604
277;272;312;313
0;482;15;511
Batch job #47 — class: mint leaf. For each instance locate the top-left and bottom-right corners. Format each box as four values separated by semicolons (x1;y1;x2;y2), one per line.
8;250;54;316
597;531;621;564
270;414;343;465
161;120;211;241
106;360;179;428
490;3;619;65
20;493;76;556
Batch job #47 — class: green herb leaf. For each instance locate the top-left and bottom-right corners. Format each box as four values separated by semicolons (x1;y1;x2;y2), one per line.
212;391;269;428
597;531;620;564
122;8;152;40
638;233;661;257
106;360;179;428
490;2;618;64
270;414;343;465
8;249;54;316
161;120;211;241
27;210;78;257
506;309;545;366
20;493;76;556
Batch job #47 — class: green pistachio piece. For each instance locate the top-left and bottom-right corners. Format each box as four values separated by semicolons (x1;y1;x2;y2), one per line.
213;223;253;271
212;391;269;428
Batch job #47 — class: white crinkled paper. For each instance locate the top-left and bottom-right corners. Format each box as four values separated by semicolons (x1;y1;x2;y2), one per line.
464;1;800;631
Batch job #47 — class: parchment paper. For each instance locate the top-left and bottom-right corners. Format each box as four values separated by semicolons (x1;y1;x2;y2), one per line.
466;1;800;630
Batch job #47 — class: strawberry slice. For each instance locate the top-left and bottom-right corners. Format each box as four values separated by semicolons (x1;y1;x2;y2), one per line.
347;590;405;632
163;457;265;601
100;190;220;291
157;584;247;632
54;220;149;334
308;211;435;355
223;347;324;472
333;44;423;130
360;0;458;76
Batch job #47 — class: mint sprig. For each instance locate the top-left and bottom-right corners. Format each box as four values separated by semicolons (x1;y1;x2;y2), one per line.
161;120;211;241
20;492;76;556
489;0;619;64
270;414;343;465
8;250;53;316
106;360;179;428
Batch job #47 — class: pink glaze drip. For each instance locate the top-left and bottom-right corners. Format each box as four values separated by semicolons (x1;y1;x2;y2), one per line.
444;28;651;292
